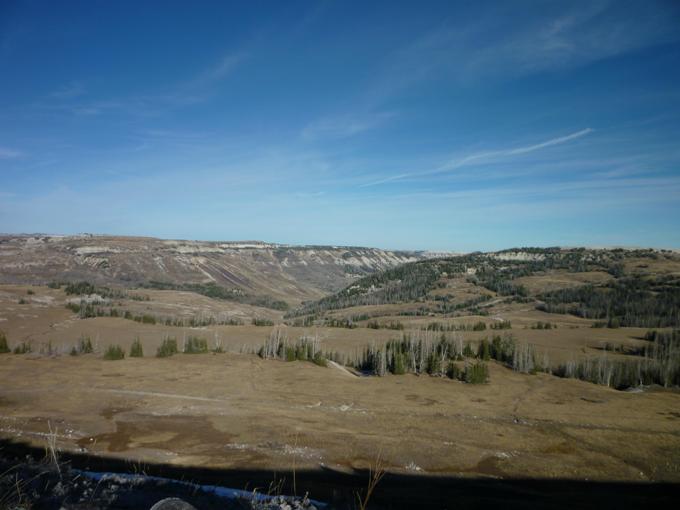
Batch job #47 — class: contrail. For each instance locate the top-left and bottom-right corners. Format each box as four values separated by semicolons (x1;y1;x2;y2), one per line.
360;128;594;187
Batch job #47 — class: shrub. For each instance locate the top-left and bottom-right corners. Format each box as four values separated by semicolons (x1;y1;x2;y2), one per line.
18;298;27;304
184;336;208;354
0;331;9;354
129;338;144;357
157;337;178;357
141;314;156;324
66;302;81;313
252;318;275;327
472;321;487;331
371;320;405;330
64;281;96;296
26;289;34;295
464;362;489;384
312;353;327;367
132;314;157;324
103;345;125;360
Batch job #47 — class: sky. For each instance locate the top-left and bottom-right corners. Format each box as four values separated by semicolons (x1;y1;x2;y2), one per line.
1;0;679;251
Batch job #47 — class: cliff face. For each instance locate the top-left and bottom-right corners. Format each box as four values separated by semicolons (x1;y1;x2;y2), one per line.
0;235;425;303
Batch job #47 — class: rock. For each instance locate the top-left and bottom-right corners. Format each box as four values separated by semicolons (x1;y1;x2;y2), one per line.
149;497;198;510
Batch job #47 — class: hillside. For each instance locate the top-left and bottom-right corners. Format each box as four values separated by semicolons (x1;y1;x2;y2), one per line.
290;247;680;328
0;234;426;306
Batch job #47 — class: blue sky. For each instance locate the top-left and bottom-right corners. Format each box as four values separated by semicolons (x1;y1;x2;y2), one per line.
1;0;679;251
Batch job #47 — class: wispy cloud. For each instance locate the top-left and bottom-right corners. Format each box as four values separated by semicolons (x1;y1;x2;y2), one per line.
40;52;248;118
192;53;245;88
497;1;679;74
505;129;593;155
295;191;325;198
360;128;593;187
364;1;680;103
50;81;85;99
163;52;247;106
302;112;396;140
0;146;22;159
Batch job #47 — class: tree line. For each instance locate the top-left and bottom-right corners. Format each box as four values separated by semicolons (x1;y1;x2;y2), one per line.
537;275;680;327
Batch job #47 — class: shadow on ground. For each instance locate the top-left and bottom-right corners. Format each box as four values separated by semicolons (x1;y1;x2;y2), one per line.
1;438;678;509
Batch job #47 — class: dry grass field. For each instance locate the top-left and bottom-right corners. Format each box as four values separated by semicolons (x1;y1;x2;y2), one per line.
1;280;679;486
2;350;680;482
1;245;679;505
0;284;655;364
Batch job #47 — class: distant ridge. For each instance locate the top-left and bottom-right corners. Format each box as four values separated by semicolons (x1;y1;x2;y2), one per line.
0;234;429;305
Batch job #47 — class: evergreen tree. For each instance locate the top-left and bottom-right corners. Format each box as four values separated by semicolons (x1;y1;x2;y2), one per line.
129;337;144;357
464;362;489;384
79;336;93;354
104;345;125;360
446;362;461;380
0;331;9;354
157;337;178;357
477;338;491;361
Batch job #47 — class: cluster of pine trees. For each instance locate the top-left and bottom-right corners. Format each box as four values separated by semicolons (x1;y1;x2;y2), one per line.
65;301;242;327
424;321;491;332
349;331;525;377
183;336;209;354
554;330;679;388
258;328;326;366
538;275;680;327
143;281;289;311
289;248;669;317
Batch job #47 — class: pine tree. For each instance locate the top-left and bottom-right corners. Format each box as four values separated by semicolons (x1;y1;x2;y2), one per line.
464;362;489;384
104;345;125;360
477;339;491;361
130;337;144;357
0;331;10;354
446;361;461;380
79;336;93;354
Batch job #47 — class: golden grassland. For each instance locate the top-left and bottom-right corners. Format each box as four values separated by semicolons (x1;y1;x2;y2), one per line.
0;283;679;482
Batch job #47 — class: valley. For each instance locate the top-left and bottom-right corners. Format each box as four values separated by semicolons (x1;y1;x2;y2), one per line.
1;238;679;496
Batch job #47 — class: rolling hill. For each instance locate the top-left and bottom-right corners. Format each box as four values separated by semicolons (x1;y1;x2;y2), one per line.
289;247;680;328
0;234;428;305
